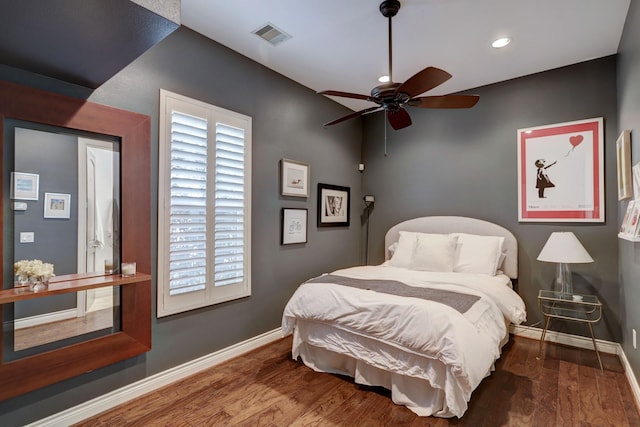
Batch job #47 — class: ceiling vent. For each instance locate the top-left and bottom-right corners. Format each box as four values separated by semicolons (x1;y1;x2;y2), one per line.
252;23;291;46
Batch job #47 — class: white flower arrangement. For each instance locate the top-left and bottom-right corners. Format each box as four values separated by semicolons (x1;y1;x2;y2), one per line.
14;259;55;282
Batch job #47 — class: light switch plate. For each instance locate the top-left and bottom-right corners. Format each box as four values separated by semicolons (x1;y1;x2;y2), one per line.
20;232;34;243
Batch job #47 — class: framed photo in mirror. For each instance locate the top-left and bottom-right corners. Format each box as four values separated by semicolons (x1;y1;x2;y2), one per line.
10;172;39;200
43;192;71;219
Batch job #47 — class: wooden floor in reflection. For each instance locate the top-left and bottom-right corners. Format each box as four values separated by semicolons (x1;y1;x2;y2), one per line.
14;308;113;351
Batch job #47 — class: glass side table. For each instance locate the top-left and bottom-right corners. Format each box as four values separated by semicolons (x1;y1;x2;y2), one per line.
537;289;603;371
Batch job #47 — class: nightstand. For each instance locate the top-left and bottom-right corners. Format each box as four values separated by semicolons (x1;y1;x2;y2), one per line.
537;289;603;370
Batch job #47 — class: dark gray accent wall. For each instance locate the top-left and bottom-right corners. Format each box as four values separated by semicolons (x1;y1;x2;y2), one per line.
0;27;363;425
362;56;620;343
617;0;640;384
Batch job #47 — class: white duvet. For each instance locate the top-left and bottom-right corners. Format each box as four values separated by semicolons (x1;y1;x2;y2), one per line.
281;264;526;417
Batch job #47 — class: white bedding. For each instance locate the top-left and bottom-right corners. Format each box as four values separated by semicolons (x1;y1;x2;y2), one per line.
281;264;526;417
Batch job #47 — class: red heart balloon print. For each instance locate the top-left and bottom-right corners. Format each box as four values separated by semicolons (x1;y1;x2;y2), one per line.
569;135;583;147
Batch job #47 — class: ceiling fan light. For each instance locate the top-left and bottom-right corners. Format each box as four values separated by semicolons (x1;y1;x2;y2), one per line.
492;37;511;48
378;75;390;83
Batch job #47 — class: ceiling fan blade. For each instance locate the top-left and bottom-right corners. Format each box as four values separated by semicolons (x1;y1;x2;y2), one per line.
318;90;373;101
395;67;452;98
409;95;480;109
387;108;412;130
324;106;381;126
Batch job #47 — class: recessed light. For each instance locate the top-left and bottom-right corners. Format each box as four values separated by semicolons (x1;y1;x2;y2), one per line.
492;37;511;48
378;75;390;83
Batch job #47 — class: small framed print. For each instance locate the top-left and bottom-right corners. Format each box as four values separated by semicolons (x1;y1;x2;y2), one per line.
317;183;350;227
627;202;640;238
617;130;633;200
10;172;39;200
44;192;71;219
281;158;310;197
281;208;308;245
633;162;640;200
621;201;636;235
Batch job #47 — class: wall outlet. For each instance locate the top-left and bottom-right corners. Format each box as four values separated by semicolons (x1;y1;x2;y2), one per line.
634;329;637;350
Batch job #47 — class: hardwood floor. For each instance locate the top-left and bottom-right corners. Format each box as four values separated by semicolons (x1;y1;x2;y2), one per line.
76;335;640;426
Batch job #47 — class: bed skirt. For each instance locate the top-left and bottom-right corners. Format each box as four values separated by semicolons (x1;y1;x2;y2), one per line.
290;320;506;418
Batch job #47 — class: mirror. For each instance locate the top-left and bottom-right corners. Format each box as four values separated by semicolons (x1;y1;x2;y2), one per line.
0;80;151;401
4;124;121;359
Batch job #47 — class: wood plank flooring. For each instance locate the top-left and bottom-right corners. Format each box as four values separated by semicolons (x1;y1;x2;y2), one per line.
75;335;640;426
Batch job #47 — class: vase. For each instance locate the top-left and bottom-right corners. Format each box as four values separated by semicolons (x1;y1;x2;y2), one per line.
29;276;49;292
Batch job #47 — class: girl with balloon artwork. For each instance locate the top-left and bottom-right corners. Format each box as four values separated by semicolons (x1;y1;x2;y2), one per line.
517;118;604;222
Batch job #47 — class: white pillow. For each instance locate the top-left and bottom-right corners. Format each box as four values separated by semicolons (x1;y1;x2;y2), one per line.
387;241;398;257
410;232;458;272
388;231;416;268
453;233;505;276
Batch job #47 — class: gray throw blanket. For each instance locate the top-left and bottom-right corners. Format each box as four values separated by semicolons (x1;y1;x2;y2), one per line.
306;274;481;314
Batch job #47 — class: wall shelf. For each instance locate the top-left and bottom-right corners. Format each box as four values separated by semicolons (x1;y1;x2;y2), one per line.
0;272;151;304
618;233;640;242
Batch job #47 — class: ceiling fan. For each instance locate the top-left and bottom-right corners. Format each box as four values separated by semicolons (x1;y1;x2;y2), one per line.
319;0;479;131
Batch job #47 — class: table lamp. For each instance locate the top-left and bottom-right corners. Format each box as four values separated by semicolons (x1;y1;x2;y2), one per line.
537;232;594;295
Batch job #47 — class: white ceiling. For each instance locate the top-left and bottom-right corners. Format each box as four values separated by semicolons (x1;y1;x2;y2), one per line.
181;0;630;113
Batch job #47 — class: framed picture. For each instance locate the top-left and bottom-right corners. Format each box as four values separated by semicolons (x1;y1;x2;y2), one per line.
517;117;604;222
633;162;640;200
281;158;310;197
281;208;308;244
627;202;640;238
10;172;39;200
617;130;632;200
317;183;350;227
43;192;71;219
621;200;636;234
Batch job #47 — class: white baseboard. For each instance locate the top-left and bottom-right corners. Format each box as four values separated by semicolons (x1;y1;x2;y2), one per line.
510;324;619;354
14;309;76;330
511;325;640;411
28;328;284;427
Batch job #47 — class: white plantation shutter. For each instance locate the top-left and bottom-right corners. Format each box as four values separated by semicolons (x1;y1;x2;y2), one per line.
214;123;245;287
158;90;251;317
168;112;208;295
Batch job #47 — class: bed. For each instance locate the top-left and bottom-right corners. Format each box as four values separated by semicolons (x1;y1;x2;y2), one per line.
281;216;526;418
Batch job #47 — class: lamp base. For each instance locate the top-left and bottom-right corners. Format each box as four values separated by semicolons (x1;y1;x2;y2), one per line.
556;262;573;295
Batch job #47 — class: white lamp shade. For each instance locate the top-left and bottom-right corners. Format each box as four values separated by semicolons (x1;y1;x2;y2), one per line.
537;232;594;264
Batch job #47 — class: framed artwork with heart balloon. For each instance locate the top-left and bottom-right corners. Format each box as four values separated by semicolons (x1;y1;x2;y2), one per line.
517;117;604;222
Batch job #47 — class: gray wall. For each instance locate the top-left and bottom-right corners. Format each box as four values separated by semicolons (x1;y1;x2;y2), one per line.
0;27;364;425
618;0;640;383
362;56;621;342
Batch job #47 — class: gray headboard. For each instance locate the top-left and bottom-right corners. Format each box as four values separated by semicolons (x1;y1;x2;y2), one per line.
384;216;518;279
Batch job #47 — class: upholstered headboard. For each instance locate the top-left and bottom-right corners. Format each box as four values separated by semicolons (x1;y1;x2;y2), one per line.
384;216;518;279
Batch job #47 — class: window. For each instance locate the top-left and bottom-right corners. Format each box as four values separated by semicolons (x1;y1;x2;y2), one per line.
158;90;252;317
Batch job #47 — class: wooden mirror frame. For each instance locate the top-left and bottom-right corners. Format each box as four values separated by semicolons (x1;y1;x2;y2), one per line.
0;81;151;400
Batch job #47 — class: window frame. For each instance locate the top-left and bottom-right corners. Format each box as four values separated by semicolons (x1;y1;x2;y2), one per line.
157;89;252;317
